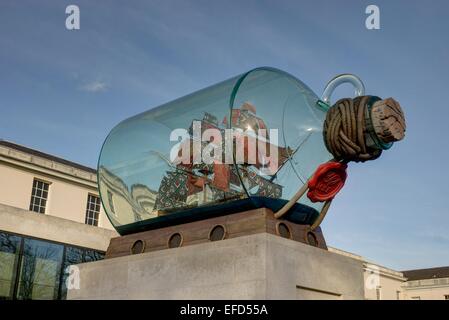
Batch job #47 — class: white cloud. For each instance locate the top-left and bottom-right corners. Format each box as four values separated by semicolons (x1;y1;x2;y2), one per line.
80;81;108;92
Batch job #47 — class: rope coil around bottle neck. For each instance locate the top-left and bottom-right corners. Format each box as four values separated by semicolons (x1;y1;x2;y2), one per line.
323;95;383;163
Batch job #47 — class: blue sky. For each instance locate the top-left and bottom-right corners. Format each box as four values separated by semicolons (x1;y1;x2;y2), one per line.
1;0;448;270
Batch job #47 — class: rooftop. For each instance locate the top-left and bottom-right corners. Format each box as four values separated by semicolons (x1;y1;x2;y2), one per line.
402;266;449;281
0;140;97;174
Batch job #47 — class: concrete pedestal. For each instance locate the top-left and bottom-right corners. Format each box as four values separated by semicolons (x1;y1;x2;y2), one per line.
68;233;364;300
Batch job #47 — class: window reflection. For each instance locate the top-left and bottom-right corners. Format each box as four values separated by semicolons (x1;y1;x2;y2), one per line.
0;233;21;299
0;231;104;300
17;239;63;300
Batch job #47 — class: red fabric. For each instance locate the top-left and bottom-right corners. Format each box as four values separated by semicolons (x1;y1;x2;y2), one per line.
231;109;241;126
307;161;347;203
213;162;230;192
187;174;207;195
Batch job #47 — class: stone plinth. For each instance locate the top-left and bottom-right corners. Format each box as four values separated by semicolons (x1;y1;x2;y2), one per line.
68;233;364;300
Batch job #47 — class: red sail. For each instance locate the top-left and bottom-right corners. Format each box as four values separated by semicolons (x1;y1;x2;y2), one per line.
213;162;230;192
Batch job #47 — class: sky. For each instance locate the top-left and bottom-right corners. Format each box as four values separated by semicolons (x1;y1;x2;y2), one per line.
1;0;448;271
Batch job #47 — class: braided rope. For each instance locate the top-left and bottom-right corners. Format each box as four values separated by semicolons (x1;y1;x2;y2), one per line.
323;96;382;163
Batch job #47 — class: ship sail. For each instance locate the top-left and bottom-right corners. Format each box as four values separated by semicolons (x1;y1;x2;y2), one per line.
153;102;290;215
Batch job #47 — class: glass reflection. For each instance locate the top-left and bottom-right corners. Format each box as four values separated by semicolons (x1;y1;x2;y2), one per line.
0;233;21;299
60;246;104;299
17;239;63;300
0;231;105;300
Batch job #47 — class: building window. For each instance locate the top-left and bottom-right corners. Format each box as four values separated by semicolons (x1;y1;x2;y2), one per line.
0;231;104;300
0;233;21;299
396;290;401;300
85;194;101;226
445;294;449;300
17;238;64;300
29;179;50;214
376;286;381;300
411;296;421;300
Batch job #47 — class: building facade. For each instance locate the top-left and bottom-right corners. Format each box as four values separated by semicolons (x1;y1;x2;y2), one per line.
0;140;114;229
0;141;117;300
1;140;448;300
329;247;407;300
402;267;449;300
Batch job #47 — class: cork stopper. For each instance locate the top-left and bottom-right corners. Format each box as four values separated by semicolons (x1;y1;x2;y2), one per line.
371;98;406;143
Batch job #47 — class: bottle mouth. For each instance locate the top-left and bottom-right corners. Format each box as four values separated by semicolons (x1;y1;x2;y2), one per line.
365;96;406;151
364;96;394;150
